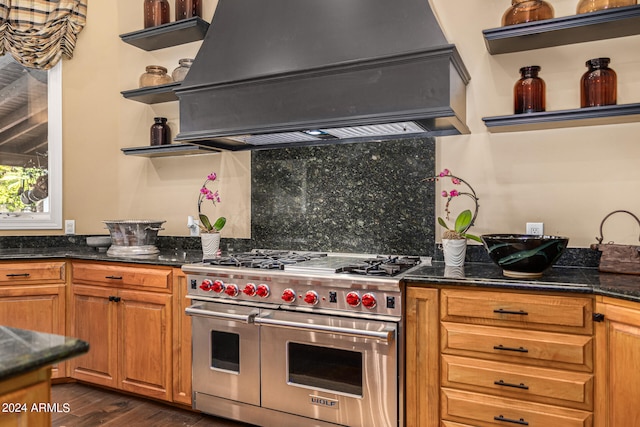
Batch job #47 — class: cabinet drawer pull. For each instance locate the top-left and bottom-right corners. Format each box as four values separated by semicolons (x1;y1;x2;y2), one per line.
6;273;30;277
494;415;528;425
493;344;528;353
494;379;529;390
105;275;123;280
493;308;528;316
108;296;121;302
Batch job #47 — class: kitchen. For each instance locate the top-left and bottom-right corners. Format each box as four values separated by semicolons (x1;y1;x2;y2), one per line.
0;0;639;426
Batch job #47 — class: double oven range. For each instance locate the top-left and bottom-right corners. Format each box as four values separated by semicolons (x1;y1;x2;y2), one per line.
182;251;421;427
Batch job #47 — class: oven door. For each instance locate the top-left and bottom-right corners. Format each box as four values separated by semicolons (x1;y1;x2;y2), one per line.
186;301;261;406
255;310;398;427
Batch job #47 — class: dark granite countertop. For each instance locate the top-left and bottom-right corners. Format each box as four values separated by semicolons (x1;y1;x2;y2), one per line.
0;326;89;381
404;261;640;303
0;247;204;267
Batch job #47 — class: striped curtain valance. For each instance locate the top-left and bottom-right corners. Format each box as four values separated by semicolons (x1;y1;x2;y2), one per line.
0;0;87;70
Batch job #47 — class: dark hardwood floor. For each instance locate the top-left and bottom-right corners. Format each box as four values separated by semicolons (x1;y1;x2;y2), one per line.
51;383;255;427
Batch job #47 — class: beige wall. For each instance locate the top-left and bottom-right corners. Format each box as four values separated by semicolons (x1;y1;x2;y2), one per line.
24;0;640;248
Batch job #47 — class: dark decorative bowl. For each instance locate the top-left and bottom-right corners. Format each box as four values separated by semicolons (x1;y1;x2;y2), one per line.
480;234;569;278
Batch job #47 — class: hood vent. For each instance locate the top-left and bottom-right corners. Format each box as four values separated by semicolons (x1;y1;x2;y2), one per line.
175;0;470;150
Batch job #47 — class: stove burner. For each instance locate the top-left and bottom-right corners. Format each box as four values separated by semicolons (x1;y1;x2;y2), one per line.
341;256;421;276
205;251;327;270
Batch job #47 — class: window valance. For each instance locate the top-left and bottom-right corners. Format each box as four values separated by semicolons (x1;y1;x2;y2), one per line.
0;0;87;70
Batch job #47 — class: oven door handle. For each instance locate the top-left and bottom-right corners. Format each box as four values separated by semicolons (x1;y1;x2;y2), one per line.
185;304;257;324
254;316;395;342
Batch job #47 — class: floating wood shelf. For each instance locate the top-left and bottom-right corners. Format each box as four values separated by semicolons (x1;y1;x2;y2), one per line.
120;17;209;51
121;144;220;157
121;82;180;104
483;5;640;54
482;103;640;132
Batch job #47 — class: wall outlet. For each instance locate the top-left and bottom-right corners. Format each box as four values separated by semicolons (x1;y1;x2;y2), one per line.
526;222;544;236
65;219;76;235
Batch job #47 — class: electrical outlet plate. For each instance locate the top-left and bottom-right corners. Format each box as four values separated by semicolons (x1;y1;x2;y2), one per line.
526;222;544;236
65;219;76;235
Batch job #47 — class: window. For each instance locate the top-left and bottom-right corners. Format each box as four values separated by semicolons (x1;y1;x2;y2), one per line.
0;55;62;229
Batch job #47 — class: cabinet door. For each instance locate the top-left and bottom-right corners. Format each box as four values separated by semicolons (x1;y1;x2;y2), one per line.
405;287;440;427
172;268;192;405
595;298;640;427
119;288;172;401
69;284;118;388
0;285;66;378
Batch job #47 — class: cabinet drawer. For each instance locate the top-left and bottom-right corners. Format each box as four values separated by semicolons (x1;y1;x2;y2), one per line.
441;289;593;334
442;355;593;410
72;263;171;291
442;388;593;427
442;322;593;371
0;261;65;284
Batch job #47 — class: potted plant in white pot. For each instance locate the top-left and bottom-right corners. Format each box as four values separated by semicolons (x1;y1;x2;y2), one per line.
197;172;226;260
424;169;480;267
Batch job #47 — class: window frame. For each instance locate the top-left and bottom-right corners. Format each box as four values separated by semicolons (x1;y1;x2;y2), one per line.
0;61;62;230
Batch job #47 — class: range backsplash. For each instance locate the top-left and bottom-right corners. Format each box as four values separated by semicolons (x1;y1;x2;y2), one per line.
251;137;436;256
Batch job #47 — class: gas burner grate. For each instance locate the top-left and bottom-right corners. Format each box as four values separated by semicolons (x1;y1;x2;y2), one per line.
205;251;328;269
341;256;421;276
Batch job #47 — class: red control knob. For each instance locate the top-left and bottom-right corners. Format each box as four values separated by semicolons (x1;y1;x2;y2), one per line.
281;288;296;303
211;280;225;293
243;283;256;296
224;284;239;297
199;279;213;291
362;293;377;309
304;291;319;305
256;284;270;298
346;292;361;307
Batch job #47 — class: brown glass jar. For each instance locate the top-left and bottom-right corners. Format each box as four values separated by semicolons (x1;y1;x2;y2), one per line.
502;0;554;26
175;0;202;21
581;58;617;108
144;0;170;28
577;0;636;13
150;117;171;146
514;66;546;114
139;65;173;88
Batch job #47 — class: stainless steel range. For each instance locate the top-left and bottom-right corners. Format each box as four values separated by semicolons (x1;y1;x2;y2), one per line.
182;251;422;427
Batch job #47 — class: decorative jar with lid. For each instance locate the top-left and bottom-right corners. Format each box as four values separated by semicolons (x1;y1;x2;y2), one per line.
581;58;617;108
502;0;554;26
576;0;636;13
171;58;194;82
144;0;170;28
175;0;202;21
150;117;171;146
139;65;173;88
514;66;546;114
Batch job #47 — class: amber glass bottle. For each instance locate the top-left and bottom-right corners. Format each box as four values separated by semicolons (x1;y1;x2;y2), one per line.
502;0;554;26
150;117;171;146
144;0;170;28
175;0;202;21
577;0;636;14
514;66;546;114
581;58;617;108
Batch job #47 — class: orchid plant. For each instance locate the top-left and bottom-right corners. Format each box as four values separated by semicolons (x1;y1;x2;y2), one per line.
423;168;481;243
198;172;226;233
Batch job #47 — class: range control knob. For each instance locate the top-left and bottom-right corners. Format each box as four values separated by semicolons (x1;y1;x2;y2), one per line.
362;293;377;309
304;291;319;305
281;288;296;303
224;284;239;297
211;280;225;293
199;279;213;291
243;283;257;296
346;292;361;307
256;284;270;298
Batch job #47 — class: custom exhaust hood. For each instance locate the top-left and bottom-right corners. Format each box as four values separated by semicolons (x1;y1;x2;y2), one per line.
175;0;470;151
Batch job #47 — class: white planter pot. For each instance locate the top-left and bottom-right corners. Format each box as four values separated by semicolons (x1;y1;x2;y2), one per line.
442;238;467;267
201;232;221;260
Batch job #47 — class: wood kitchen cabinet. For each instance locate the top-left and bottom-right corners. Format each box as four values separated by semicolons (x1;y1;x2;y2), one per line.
405;287;440;427
69;261;173;401
594;296;640;427
0;261;66;379
172;267;192;406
